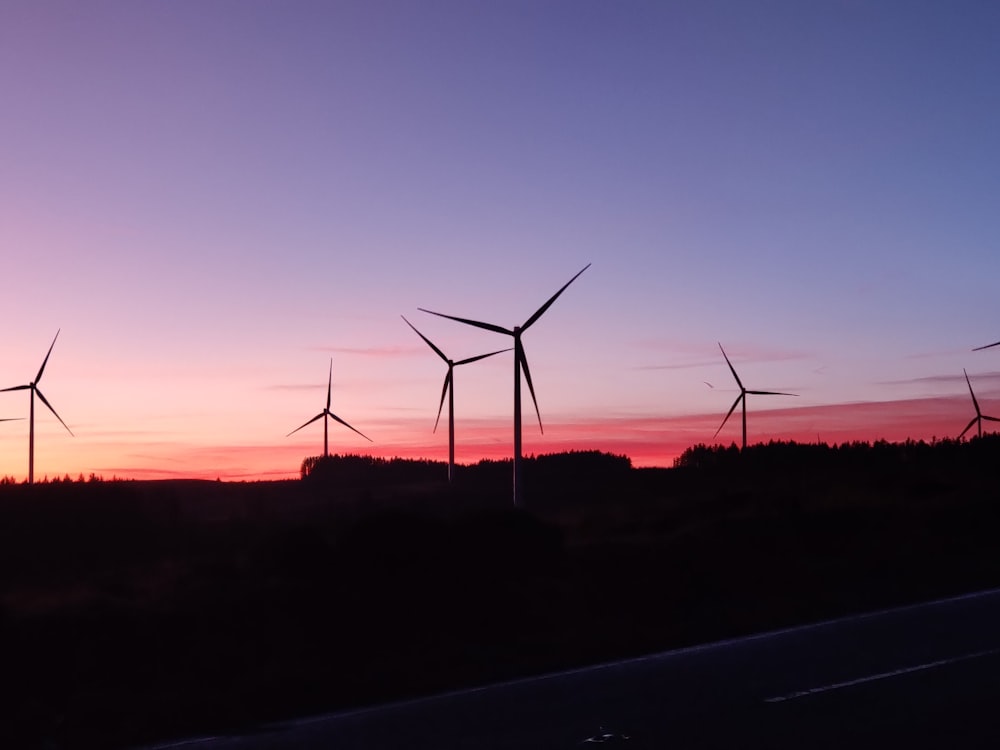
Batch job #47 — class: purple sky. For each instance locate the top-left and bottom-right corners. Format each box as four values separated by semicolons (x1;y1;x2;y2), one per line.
1;1;999;480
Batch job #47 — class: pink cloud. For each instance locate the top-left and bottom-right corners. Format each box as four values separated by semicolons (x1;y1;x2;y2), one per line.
634;339;813;372
311;345;426;358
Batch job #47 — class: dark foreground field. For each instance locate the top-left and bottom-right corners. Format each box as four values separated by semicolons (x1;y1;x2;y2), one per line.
2;441;999;749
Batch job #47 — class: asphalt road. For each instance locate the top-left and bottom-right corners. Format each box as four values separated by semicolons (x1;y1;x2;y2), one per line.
147;588;1000;749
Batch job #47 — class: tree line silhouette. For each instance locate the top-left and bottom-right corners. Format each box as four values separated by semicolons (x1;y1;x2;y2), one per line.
673;436;1000;476
300;449;632;488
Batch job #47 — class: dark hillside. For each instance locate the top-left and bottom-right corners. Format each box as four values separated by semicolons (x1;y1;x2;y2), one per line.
2;440;1000;748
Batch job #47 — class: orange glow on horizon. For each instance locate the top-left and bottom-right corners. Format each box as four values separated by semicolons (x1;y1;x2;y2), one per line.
0;393;988;482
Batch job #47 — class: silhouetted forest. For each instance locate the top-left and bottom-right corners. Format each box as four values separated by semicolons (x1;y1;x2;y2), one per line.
2;439;1000;748
673;436;998;473
300;449;632;494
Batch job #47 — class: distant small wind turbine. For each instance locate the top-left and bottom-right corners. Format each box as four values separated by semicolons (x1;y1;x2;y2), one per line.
713;343;797;450
419;263;591;505
973;339;1000;352
0;330;74;484
287;359;372;457
402;315;510;483
959;368;1000;440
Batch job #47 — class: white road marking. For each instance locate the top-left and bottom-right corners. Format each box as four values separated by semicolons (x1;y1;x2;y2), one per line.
764;647;1000;703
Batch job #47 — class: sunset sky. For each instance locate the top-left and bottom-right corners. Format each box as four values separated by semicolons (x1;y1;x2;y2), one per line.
2;1;999;481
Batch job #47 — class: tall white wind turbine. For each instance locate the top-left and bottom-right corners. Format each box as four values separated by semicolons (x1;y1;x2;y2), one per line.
402;316;510;483
0;330;73;484
713;343;797;451
287;359;372;457
419;263;590;505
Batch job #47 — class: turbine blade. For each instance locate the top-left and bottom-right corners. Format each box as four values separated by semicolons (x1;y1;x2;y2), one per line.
402;315;449;363
959;416;977;439
714;395;743;439
973;340;1000;351
0;384;31;392
521;263;591;332
981;415;1000;423
746;390;799;397
327;411;373;442
519;347;544;434
287;412;324;436
454;347;512;366
35;329;61;384
964;369;982;415
0;418;24;422
434;370;451;433
718;343;744;390
418;309;512;336
34;388;74;436
327;359;333;411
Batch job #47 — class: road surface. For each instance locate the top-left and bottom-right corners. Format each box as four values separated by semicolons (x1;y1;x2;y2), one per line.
145;587;1000;749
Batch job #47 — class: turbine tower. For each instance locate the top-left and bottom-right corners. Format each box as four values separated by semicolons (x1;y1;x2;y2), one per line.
287;359;372;457
959;368;1000;439
401;316;510;483
714;343;797;450
0;330;74;484
419;263;590;505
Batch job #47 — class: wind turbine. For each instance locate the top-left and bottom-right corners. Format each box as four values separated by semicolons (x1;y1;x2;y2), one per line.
959;368;1000;440
974;339;1000;351
1;330;74;484
419;263;590;505
287;359;372;457
401;316;510;483
713;343;797;450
